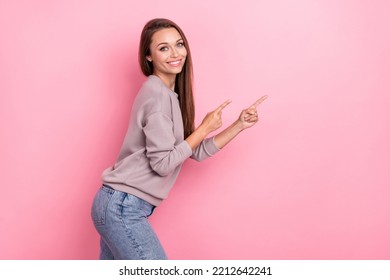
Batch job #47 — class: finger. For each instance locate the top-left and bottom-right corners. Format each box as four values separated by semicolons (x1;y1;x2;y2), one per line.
244;112;257;120
245;116;259;122
247;109;257;115
250;95;268;108
215;99;232;112
244;109;258;116
243;109;257;117
244;113;258;120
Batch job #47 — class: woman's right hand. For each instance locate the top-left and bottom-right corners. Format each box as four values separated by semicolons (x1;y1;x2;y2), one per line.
185;100;231;151
200;100;232;134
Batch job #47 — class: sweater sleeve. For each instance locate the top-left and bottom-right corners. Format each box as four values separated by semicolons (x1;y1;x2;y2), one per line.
191;136;221;162
143;111;193;176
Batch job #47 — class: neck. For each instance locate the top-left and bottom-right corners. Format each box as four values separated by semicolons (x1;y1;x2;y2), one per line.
154;73;176;91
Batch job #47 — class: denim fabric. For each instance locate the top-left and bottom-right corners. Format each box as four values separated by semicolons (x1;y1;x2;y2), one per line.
91;185;167;260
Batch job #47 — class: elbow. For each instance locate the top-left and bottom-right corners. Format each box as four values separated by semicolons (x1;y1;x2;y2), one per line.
150;162;171;177
190;154;205;162
191;149;213;162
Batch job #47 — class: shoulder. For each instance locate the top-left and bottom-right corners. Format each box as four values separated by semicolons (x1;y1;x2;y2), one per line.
136;76;173;116
139;76;170;101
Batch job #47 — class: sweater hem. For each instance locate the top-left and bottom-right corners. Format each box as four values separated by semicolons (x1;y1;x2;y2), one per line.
103;182;164;206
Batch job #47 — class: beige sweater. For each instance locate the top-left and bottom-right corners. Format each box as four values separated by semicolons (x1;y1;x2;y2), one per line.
102;75;219;205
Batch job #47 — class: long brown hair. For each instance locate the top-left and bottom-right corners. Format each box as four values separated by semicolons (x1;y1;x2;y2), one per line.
139;18;195;138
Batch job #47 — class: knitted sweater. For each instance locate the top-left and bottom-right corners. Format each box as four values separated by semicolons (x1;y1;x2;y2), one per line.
102;75;219;206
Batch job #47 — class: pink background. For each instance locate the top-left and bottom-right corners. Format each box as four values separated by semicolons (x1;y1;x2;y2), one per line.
1;0;389;259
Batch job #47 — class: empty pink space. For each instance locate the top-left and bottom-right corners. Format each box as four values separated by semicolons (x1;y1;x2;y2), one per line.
0;0;389;259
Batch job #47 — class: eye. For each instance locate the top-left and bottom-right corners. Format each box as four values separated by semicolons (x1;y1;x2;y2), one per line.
159;46;168;51
177;42;184;47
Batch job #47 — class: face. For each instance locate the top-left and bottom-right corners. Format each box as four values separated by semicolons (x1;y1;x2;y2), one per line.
146;28;187;83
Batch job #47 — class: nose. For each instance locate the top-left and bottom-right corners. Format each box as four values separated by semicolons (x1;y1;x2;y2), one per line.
170;47;179;58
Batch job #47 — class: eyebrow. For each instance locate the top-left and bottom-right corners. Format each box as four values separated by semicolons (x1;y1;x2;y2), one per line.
156;38;183;47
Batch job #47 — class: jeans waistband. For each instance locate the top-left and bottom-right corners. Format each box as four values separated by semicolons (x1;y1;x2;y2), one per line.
102;184;114;190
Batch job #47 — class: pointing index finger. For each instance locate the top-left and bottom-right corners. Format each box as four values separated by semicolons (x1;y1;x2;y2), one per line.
250;95;268;108
215;99;232;112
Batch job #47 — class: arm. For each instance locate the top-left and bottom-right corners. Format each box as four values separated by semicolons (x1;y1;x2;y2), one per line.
144;99;233;175
214;95;268;149
214;119;244;149
185;100;231;150
184;95;267;161
144;112;193;176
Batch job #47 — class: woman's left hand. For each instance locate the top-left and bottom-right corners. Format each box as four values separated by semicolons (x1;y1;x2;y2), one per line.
213;95;268;149
238;95;268;129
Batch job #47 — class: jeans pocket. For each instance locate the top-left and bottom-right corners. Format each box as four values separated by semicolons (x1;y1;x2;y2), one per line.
91;186;114;226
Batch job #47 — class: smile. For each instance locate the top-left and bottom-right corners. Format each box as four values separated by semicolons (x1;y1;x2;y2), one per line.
167;60;182;66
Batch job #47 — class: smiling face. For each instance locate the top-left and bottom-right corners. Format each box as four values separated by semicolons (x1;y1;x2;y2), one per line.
146;27;187;88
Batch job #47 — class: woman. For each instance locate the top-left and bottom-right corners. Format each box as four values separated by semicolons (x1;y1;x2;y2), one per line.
91;18;267;260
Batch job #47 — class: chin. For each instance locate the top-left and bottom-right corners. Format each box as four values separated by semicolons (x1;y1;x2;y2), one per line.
168;68;184;75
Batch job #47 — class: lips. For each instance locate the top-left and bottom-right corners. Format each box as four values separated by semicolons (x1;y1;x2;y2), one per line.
167;60;181;66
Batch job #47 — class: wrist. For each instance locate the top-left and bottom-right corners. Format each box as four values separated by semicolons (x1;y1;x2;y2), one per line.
195;124;211;138
186;124;210;151
195;123;213;138
233;119;246;132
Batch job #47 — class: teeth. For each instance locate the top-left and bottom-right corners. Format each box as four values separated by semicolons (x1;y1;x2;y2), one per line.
168;60;180;65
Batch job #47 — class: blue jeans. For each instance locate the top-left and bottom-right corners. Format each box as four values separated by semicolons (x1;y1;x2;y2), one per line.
91;185;167;260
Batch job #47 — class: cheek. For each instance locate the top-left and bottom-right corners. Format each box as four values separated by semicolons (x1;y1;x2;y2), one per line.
153;52;167;64
181;48;188;58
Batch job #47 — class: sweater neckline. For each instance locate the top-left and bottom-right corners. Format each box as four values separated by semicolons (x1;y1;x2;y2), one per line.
149;75;179;98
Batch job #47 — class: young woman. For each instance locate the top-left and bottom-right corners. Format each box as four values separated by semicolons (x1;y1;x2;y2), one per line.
91;18;267;260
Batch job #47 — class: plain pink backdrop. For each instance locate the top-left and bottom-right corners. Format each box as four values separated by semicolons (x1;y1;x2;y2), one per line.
1;0;389;259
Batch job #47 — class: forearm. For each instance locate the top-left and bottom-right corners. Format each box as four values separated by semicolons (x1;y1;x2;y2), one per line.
214;120;244;149
185;125;209;150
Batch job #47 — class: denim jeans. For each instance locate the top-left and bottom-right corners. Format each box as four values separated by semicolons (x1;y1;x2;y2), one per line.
91;185;167;260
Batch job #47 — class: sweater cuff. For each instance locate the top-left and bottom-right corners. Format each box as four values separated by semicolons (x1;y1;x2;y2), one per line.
206;136;221;156
179;140;194;158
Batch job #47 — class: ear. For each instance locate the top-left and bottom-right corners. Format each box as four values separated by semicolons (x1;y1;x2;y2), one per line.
146;55;152;62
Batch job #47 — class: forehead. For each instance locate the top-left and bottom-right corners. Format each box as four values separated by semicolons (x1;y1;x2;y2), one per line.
151;27;182;45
